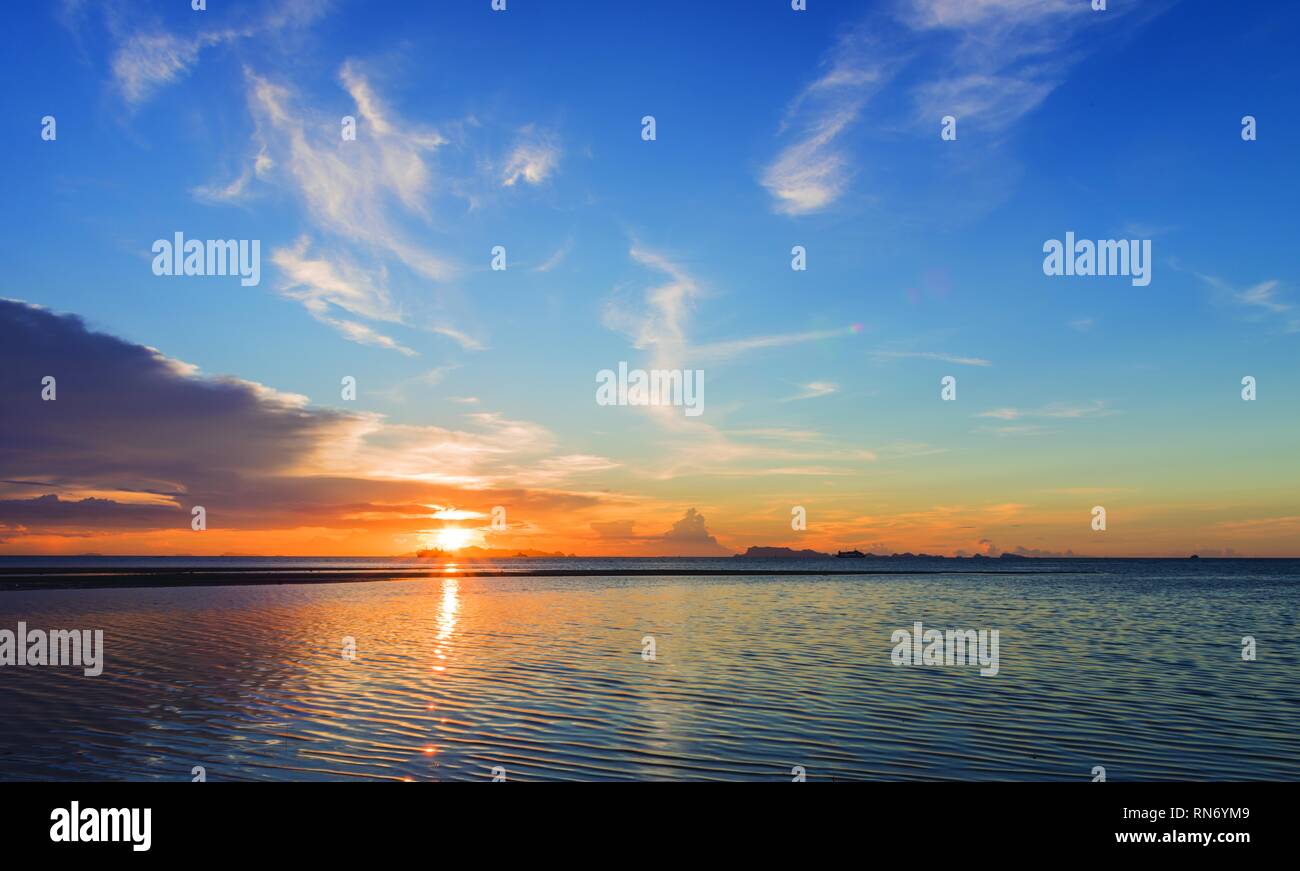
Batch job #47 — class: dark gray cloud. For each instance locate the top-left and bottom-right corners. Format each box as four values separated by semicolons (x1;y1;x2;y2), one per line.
1;299;352;489
0;300;601;540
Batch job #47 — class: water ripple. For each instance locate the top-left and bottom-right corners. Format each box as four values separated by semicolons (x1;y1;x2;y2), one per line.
1;564;1297;780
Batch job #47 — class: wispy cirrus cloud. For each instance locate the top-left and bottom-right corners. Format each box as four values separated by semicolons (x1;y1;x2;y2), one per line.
604;245;856;369
977;401;1115;421
872;350;991;367
501;126;561;187
1186;267;1298;332
602;245;701;370
534;239;572;272
976;401;1115;437
429;325;486;351
899;0;1134;135
1236;280;1290;314
759;0;1162;214
190;146;273;204
598;246;882;479
242;63;493;353
249;64;455;281
782;382;839;402
1069;317;1095;332
86;4;551;357
270;236;416;356
696;329;856;361
319;317;417;357
98;0;328;106
976;424;1054;437
760;28;893;215
271;236;399;323
371;365;461;403
112;30;225;105
901;0;1073;133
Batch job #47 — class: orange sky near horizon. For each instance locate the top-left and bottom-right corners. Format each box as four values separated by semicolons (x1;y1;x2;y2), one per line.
6;488;1297;558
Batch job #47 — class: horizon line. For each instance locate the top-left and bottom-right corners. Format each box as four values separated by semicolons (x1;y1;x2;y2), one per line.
0;553;1290;560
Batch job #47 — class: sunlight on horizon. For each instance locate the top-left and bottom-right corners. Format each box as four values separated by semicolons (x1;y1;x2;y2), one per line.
431;527;474;551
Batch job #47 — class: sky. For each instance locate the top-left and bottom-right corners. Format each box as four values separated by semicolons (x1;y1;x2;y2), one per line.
1;0;1298;557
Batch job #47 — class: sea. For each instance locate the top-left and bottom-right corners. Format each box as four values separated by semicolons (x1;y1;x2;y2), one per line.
0;556;1296;781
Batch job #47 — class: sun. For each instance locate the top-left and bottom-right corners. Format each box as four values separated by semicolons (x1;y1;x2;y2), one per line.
432;527;474;551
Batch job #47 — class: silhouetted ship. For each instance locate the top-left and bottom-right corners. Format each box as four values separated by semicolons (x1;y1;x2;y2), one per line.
835;549;866;558
415;548;450;559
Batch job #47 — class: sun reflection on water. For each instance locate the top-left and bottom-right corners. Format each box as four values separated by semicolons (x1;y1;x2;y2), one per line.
437;578;459;643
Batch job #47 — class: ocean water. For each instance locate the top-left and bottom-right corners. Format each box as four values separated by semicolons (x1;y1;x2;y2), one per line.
0;558;1297;781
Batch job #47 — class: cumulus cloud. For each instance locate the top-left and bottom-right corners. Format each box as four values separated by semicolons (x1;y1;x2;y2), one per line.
0;299;351;491
0;300;606;545
590;508;732;556
662;508;719;543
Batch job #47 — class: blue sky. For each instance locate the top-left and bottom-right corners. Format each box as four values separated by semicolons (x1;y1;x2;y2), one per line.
2;0;1299;556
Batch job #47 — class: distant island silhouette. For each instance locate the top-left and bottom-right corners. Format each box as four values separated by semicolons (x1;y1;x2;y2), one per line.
414;546;575;559
732;546;1031;560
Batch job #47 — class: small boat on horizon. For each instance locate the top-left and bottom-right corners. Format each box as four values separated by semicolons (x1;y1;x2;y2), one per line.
835;549;866;558
415;548;451;559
